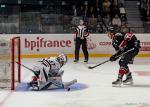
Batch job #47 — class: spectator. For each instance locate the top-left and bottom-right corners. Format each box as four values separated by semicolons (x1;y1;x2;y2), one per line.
120;14;127;25
78;5;84;18
96;21;104;33
84;5;89;19
102;0;111;17
72;5;77;16
95;0;103;17
88;14;97;32
87;6;96;18
97;15;107;32
112;14;122;27
110;0;120;19
103;14;111;27
112;0;118;6
118;0;125;7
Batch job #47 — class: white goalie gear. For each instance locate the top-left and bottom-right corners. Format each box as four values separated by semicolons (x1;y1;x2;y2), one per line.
29;54;77;91
57;53;67;67
30;66;65;90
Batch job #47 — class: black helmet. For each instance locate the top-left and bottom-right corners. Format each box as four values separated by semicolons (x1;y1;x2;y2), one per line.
108;26;120;33
108;26;114;33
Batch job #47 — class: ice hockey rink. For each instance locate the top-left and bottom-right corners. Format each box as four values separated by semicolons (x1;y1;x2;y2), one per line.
0;57;150;107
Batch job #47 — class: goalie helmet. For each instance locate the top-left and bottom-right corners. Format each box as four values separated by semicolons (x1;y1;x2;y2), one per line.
57;54;67;66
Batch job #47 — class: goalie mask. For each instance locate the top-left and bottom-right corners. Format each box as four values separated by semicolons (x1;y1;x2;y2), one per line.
57;54;67;67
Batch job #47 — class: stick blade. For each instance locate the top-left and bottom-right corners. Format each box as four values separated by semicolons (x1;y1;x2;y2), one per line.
88;66;94;69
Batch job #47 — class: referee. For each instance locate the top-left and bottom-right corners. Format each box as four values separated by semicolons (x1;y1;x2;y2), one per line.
74;19;89;63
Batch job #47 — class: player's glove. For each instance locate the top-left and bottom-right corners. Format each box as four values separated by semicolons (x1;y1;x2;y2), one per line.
110;54;118;61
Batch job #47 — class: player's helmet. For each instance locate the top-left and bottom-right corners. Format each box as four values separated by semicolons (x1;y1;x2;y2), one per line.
107;26;115;39
57;54;67;66
108;26;115;33
108;26;120;33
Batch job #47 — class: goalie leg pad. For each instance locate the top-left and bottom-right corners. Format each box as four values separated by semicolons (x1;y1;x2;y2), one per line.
39;77;64;90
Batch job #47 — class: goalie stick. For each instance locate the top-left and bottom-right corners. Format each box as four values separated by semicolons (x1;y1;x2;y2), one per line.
39;79;77;91
88;48;135;69
15;61;39;77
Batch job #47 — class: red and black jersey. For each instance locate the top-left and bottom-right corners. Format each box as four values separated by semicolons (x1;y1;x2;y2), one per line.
112;32;141;52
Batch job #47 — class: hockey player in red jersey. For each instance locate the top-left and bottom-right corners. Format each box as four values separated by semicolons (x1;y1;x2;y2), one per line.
108;27;141;86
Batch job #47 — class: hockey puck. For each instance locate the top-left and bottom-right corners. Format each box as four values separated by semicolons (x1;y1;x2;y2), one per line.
67;88;70;91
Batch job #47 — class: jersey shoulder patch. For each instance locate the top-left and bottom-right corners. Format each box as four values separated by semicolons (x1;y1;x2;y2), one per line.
124;33;133;40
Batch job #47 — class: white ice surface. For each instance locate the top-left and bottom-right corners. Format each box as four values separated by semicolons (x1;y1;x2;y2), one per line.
0;58;150;107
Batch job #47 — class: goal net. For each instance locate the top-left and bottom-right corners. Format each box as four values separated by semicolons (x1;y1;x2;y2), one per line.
0;36;21;90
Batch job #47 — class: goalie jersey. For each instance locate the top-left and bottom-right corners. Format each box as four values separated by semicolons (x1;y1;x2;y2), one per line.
40;54;67;77
42;57;61;73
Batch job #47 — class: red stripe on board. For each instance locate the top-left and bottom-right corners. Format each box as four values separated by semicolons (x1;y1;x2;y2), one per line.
134;71;150;76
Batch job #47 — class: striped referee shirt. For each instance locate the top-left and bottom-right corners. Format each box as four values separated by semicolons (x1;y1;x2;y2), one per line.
75;25;89;39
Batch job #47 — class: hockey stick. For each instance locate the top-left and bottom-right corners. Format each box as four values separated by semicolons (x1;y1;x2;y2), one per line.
88;48;135;69
39;78;77;91
88;59;110;69
15;61;39;77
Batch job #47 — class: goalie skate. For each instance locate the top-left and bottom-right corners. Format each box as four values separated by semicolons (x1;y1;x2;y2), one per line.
29;76;40;91
29;85;39;91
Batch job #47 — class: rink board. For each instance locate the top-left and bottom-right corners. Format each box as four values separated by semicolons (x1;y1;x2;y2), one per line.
0;34;150;58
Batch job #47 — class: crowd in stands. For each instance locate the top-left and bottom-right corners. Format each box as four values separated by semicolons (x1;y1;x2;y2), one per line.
140;0;150;21
69;0;127;33
0;0;149;34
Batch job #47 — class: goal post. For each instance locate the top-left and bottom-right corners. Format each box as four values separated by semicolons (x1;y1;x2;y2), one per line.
0;36;21;90
11;37;21;90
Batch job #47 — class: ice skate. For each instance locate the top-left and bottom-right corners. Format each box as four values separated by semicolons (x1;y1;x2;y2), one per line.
112;74;123;87
112;78;122;87
84;59;88;63
123;72;133;85
74;59;79;63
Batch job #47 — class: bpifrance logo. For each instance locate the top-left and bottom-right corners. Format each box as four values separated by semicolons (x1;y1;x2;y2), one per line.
25;37;72;51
